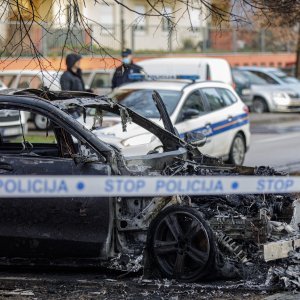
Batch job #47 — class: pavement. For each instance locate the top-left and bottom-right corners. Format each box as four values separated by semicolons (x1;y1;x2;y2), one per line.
245;115;300;172
249;113;299;125
0;268;298;300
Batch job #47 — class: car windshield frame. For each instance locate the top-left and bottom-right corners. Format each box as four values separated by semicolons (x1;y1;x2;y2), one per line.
108;88;183;119
0;89;186;154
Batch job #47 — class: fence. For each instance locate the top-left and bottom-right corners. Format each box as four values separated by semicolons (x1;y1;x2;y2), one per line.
0;22;297;57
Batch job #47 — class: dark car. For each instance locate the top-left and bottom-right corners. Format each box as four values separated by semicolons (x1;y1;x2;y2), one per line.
231;68;252;106
0;89;298;285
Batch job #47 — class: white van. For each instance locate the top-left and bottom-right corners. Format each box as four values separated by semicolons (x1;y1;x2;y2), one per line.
137;57;233;85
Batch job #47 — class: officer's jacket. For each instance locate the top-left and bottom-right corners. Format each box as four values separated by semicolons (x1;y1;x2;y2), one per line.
112;63;143;89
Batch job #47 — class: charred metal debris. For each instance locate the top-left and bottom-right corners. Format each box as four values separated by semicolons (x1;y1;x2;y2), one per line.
0;89;299;290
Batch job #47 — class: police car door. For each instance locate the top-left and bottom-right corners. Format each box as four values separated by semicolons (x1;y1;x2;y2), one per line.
0;112;111;260
175;89;214;155
201;87;239;158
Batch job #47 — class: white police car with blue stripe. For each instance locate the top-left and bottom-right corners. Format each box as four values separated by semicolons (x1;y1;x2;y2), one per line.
87;77;250;165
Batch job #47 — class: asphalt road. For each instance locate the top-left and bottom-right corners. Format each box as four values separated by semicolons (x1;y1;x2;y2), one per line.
0;267;296;300
245;119;300;172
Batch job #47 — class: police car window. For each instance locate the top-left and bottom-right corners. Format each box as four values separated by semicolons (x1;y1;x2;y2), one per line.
217;88;238;106
109;89;181;118
178;90;205;121
202;88;226;111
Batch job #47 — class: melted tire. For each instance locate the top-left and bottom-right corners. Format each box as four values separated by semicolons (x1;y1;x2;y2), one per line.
147;205;217;282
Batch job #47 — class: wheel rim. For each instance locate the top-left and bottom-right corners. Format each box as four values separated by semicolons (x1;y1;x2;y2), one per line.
253;99;265;114
35;114;49;130
152;211;210;280
232;136;245;165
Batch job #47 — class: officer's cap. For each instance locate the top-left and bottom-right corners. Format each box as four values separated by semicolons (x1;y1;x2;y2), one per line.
121;48;132;57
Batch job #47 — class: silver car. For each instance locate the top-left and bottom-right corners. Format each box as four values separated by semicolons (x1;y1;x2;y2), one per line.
237;68;300;113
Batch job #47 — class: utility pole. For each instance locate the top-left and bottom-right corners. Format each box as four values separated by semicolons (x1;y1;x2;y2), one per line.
296;23;300;78
120;0;125;51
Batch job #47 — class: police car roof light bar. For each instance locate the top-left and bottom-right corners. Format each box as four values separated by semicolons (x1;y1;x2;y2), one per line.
176;75;200;82
128;73;146;81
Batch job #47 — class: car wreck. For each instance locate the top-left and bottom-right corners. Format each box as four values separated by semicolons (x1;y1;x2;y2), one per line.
0;89;299;290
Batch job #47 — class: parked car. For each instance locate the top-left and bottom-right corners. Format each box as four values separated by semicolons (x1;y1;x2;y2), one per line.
0;70;61;91
0;89;298;284
237;68;300;113
0;81;28;139
83;69;113;95
88;80;250;165
0;70;61;130
231;68;252;105
239;66;299;85
137;57;233;86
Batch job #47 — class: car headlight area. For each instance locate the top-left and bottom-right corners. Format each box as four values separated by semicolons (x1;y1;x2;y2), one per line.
272;91;291;106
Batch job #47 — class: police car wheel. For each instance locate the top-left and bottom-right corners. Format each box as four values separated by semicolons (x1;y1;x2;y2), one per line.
147;206;216;282
34;114;50;130
228;133;245;166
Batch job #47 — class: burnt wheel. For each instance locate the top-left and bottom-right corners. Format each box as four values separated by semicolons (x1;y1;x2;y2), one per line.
147;206;216;282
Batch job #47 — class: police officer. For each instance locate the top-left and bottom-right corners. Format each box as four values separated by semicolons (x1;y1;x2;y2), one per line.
112;49;143;89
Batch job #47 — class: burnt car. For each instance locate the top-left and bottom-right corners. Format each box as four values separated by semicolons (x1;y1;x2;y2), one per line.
0;89;299;288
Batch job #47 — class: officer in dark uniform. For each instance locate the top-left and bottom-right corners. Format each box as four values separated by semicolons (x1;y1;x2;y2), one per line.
112;49;143;89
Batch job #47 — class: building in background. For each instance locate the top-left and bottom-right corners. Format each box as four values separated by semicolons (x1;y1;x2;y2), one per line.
80;0;209;52
0;1;296;60
0;0;209;54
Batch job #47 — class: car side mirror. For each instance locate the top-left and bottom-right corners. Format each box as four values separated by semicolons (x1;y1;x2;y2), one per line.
182;108;199;121
184;132;207;147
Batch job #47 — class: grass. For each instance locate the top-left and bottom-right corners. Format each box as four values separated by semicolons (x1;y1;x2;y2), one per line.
12;134;56;144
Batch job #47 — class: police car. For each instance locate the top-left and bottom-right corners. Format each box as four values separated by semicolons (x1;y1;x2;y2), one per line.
89;78;250;165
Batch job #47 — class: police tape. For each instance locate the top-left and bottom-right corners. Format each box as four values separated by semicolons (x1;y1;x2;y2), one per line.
0;175;299;197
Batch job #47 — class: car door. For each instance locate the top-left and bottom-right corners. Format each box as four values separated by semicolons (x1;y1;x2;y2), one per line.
175;89;214;155
201;87;242;158
0;111;112;260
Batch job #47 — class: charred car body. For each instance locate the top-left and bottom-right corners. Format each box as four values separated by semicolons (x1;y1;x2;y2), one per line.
0;89;299;288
